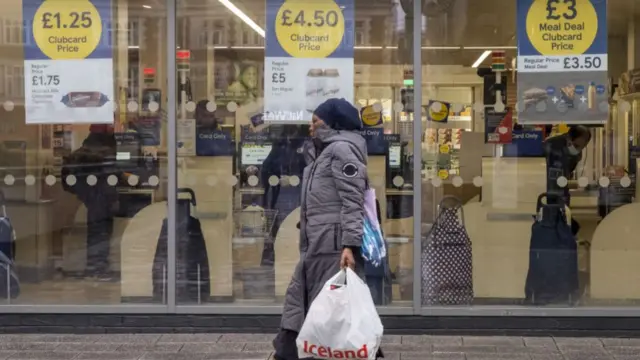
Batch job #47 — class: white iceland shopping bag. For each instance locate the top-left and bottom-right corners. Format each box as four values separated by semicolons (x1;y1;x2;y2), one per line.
296;268;383;360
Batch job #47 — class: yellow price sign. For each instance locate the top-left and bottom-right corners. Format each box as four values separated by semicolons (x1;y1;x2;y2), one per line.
439;144;450;154
428;101;450;123
275;0;345;58
360;105;382;127
526;0;597;56
438;170;449;180
33;0;102;60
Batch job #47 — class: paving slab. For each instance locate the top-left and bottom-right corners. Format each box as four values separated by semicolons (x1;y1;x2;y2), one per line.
158;334;222;343
0;334;631;360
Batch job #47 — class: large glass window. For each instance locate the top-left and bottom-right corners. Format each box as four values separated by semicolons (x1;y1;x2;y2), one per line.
0;0;639;314
0;0;167;305
173;0;414;307
419;0;640;309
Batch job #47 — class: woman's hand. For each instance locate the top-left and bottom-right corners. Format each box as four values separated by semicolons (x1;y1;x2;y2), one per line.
340;247;355;270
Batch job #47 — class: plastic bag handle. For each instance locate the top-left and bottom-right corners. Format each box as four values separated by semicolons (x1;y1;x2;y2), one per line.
329;269;348;287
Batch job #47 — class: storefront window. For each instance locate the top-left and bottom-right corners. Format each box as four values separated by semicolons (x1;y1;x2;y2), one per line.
0;0;167;305
419;0;640;308
173;0;413;307
1;0;639;313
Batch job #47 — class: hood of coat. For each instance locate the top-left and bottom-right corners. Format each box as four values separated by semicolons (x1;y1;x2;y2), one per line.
306;129;367;165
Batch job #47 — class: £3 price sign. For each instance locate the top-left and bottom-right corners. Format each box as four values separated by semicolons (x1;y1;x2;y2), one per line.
32;0;103;60
516;0;607;125
526;0;597;56
275;0;345;58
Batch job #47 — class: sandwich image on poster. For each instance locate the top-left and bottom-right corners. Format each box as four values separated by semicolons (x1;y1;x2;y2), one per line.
522;88;547;109
518;75;608;124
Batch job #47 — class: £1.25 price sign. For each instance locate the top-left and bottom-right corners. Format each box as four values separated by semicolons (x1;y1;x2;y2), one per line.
23;0;114;124
32;0;102;60
264;0;354;123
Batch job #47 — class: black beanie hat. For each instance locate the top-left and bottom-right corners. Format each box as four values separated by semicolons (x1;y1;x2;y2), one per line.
313;98;362;131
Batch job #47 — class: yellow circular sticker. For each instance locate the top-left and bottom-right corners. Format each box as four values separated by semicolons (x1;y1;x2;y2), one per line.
526;0;597;56
275;0;345;58
361;105;381;127
438;170;449;180
439;144;450;154
428;102;449;122
33;0;102;60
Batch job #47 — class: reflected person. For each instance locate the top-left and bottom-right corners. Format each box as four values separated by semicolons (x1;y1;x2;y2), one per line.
62;125;122;281
543;125;591;235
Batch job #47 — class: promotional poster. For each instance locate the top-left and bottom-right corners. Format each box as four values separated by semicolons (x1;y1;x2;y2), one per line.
23;0;114;124
517;0;608;124
264;0;355;122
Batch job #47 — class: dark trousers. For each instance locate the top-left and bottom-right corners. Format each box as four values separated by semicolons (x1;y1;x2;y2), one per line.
571;218;580;236
86;203;114;275
273;329;302;360
273;328;384;360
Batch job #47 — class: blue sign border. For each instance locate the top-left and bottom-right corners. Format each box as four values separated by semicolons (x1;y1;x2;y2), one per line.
23;0;113;60
265;0;354;58
517;0;607;56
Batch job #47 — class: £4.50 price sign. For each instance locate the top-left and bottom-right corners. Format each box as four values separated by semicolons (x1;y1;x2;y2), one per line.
23;0;114;124
265;0;354;123
275;0;345;58
516;0;608;125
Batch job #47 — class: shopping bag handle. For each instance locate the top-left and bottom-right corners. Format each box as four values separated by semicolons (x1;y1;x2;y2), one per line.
436;195;465;225
329;269;348;288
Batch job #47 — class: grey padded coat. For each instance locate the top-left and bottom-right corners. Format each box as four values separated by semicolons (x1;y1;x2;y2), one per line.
280;128;368;333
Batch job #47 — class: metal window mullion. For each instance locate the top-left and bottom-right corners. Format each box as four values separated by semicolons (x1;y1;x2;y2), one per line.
411;0;423;316
166;0;177;312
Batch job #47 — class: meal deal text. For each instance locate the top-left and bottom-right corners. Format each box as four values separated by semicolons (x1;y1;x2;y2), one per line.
23;0;114;124
517;0;607;124
265;0;354;122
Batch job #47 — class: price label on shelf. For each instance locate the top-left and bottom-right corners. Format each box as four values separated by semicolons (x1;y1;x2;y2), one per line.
23;0;114;124
264;0;354;123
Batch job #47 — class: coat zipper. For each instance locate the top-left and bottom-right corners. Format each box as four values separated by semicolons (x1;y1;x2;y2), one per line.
303;163;318;215
333;224;339;250
302;162;319;248
307;163;319;191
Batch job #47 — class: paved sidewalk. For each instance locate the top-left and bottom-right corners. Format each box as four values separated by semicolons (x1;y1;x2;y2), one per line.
0;334;637;359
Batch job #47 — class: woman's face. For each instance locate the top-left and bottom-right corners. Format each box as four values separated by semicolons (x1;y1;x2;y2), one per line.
310;115;325;137
241;66;258;89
